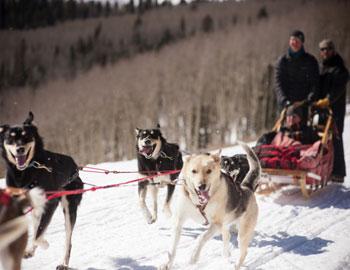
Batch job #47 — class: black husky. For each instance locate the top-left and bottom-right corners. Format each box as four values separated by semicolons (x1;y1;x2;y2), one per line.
136;125;183;224
0;112;83;270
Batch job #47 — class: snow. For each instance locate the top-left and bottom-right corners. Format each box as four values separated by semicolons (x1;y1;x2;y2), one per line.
1;108;350;270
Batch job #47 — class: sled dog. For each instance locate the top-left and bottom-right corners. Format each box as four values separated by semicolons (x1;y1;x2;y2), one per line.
221;153;259;191
159;142;260;270
0;187;46;270
136;125;183;224
0;112;83;270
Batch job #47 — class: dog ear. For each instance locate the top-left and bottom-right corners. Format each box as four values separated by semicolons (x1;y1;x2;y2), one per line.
135;128;141;136
0;124;9;134
23;111;34;126
212;152;221;163
156;123;160;129
0;125;9;142
185;155;192;163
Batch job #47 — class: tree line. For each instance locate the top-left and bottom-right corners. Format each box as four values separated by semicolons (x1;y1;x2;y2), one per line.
0;0;349;169
1;0;253;92
0;0;116;30
0;0;192;30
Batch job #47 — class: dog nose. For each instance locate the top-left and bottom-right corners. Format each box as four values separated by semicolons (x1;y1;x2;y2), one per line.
17;147;25;155
198;184;206;191
145;139;151;145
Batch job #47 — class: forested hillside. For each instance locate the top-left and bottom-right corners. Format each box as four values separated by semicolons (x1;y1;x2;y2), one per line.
0;0;349;168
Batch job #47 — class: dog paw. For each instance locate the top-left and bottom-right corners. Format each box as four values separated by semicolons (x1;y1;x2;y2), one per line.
23;250;35;259
157;264;169;270
147;216;157;224
158;263;170;270
56;264;69;270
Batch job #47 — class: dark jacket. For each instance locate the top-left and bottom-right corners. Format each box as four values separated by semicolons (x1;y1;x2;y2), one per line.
275;49;320;108
319;54;349;133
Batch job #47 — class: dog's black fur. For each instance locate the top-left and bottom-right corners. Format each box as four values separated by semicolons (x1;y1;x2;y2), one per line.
221;154;258;190
0;112;83;270
136;126;183;224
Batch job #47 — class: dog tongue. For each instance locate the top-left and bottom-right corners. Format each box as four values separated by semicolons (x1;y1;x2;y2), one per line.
141;146;153;155
15;155;27;167
198;191;209;204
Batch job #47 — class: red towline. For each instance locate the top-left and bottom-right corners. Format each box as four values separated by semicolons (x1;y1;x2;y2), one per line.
45;169;181;201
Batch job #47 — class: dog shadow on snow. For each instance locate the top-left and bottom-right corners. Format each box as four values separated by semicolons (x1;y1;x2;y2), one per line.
271;184;350;209
159;226;239;246
251;231;333;256
160;227;332;256
112;257;157;270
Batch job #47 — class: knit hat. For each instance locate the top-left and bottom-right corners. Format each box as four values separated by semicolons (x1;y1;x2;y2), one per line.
290;30;305;43
319;39;335;50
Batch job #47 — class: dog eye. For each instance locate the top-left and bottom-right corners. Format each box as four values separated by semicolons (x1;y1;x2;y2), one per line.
192;169;197;174
142;131;147;135
224;160;228;164
151;131;154;134
206;169;212;174
10;132;16;137
21;131;26;136
231;161;234;165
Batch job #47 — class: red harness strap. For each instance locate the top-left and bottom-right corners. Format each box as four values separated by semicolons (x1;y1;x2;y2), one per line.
0;190;11;206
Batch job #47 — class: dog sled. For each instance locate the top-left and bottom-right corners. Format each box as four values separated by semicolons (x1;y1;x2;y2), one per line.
254;100;334;198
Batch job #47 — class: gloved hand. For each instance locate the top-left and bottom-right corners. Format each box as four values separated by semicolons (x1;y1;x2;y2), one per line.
306;92;316;105
315;97;330;107
283;100;291;108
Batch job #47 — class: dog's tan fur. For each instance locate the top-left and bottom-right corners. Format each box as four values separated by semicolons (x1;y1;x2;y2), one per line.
0;188;46;270
159;142;259;270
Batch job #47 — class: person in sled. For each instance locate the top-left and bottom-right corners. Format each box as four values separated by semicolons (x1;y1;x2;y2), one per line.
316;39;349;183
278;103;319;145
274;30;320;110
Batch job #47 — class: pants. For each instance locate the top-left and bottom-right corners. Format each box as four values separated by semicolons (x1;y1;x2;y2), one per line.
332;109;346;177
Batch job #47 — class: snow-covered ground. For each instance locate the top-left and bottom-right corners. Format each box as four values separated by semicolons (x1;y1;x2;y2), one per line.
1;108;350;270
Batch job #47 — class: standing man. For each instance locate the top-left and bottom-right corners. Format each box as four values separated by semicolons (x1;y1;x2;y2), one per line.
318;39;349;183
275;30;320;110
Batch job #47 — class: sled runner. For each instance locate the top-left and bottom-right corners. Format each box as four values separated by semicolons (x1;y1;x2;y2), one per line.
254;100;334;198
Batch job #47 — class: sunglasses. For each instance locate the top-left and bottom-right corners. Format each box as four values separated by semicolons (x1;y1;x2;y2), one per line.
320;47;332;52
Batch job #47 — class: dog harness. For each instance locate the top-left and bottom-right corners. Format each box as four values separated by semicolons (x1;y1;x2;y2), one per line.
182;181;209;226
28;160;53;172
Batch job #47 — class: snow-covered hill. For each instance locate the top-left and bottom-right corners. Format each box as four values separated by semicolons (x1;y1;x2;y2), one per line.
1;108;350;270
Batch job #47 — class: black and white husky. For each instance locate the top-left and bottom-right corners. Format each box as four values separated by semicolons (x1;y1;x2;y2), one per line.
136;125;183;224
159;142;260;270
221;153;258;191
0;112;83;270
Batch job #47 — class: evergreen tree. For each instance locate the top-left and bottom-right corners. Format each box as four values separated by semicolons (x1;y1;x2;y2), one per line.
104;1;111;17
202;14;214;33
12;38;28;86
257;6;268;20
66;0;78;20
179;16;186;37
